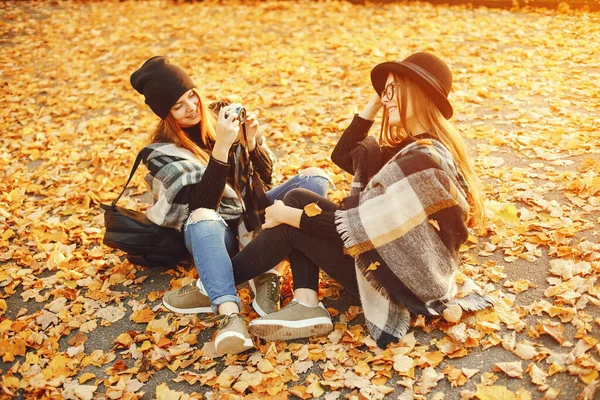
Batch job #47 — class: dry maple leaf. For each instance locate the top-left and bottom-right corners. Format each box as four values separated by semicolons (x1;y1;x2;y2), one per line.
345;305;363;321
443;304;463;323
156;382;186;400
306;380;325;398
2;2;600;399
537;321;566;345
289;385;311;400
493;361;524;379
62;382;98;400
513;342;538;360
366;261;380;271
443;365;469;387
36;310;59;330
474;384;518;400
393;354;415;374
303;202;322;217
526;362;547;386
416;367;444;395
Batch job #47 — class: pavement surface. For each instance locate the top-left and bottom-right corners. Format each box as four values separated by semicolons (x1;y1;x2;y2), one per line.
1;1;599;400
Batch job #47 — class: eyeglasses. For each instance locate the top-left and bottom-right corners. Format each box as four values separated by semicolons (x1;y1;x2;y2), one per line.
381;82;402;101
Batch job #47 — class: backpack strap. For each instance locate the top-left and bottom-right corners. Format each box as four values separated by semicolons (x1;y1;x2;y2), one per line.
111;151;144;207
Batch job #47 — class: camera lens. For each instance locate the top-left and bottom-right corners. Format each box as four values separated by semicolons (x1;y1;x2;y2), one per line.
238;108;247;124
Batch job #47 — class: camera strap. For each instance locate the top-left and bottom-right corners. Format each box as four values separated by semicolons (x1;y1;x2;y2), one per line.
233;122;250;209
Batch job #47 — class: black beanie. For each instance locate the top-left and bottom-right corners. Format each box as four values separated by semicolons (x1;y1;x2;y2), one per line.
130;56;196;120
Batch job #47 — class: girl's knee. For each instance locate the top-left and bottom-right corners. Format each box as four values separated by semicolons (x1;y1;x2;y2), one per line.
298;167;329;179
283;188;317;207
298;168;331;196
186;208;227;231
189;208;222;223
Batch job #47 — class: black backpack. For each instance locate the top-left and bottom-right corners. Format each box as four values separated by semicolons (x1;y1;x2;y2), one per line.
100;152;188;267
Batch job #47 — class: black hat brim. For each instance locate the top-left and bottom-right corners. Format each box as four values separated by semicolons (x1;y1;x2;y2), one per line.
371;62;453;119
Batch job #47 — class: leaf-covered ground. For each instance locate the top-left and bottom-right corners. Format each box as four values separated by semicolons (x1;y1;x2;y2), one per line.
1;1;599;399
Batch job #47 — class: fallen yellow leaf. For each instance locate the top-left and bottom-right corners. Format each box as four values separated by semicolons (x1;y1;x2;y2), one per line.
366;261;380;271
132;309;156;324
78;372;96;384
303;202;322;217
475;384;518;400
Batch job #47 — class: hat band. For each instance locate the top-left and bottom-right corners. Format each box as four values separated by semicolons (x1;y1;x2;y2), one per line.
402;61;448;96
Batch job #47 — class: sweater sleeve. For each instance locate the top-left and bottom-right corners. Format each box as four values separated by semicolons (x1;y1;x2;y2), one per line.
330;115;374;174
174;156;230;211
298;210;345;249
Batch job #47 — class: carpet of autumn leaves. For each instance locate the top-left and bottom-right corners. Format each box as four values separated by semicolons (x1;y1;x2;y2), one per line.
1;1;600;399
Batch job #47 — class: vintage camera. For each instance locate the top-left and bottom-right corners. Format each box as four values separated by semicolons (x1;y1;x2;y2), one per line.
225;105;247;124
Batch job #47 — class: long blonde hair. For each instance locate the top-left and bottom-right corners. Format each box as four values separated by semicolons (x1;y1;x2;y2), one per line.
380;74;485;227
149;89;217;164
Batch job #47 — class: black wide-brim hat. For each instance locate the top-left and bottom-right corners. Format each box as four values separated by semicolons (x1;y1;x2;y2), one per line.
371;52;453;119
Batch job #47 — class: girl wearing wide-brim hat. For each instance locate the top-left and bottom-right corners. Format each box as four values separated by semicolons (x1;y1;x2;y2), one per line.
230;52;492;348
129;56;332;355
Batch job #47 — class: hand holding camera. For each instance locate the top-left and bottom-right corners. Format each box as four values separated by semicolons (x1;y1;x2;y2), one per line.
224;104;247;124
214;104;243;160
215;103;260;155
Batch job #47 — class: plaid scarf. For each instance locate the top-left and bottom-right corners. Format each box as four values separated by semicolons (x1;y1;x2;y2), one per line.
140;143;243;230
335;137;492;348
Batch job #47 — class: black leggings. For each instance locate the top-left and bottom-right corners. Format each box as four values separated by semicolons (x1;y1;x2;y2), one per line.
231;189;359;298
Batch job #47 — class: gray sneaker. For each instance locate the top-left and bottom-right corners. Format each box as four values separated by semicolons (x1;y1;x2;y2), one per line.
214;313;254;355
248;299;333;341
162;280;212;314
250;272;281;316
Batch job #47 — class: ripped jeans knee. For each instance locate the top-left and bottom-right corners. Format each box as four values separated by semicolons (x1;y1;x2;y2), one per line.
298;167;330;180
296;167;332;197
186;208;225;226
266;167;332;202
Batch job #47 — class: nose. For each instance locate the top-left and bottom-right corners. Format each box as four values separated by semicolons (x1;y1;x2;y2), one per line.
183;99;196;112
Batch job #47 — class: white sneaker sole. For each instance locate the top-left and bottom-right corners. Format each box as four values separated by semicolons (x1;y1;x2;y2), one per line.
249;317;333;341
215;331;254;355
162;299;212;314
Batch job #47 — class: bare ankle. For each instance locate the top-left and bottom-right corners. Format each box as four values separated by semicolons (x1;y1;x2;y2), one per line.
293;288;319;307
218;302;240;315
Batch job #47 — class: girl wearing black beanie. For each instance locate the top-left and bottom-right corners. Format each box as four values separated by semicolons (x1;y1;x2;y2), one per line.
130;56;332;355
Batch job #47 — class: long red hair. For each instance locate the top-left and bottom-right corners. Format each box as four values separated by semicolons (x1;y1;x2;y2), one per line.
379;74;485;228
149;89;217;164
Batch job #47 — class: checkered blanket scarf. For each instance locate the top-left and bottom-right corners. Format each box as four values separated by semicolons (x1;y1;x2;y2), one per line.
140;143;243;230
335;137;492;348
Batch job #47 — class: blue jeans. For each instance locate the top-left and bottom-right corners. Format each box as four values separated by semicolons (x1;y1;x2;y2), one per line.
183;170;330;313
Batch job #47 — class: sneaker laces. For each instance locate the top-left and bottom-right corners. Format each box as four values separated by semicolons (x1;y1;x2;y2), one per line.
261;274;281;304
204;313;245;327
179;281;198;295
